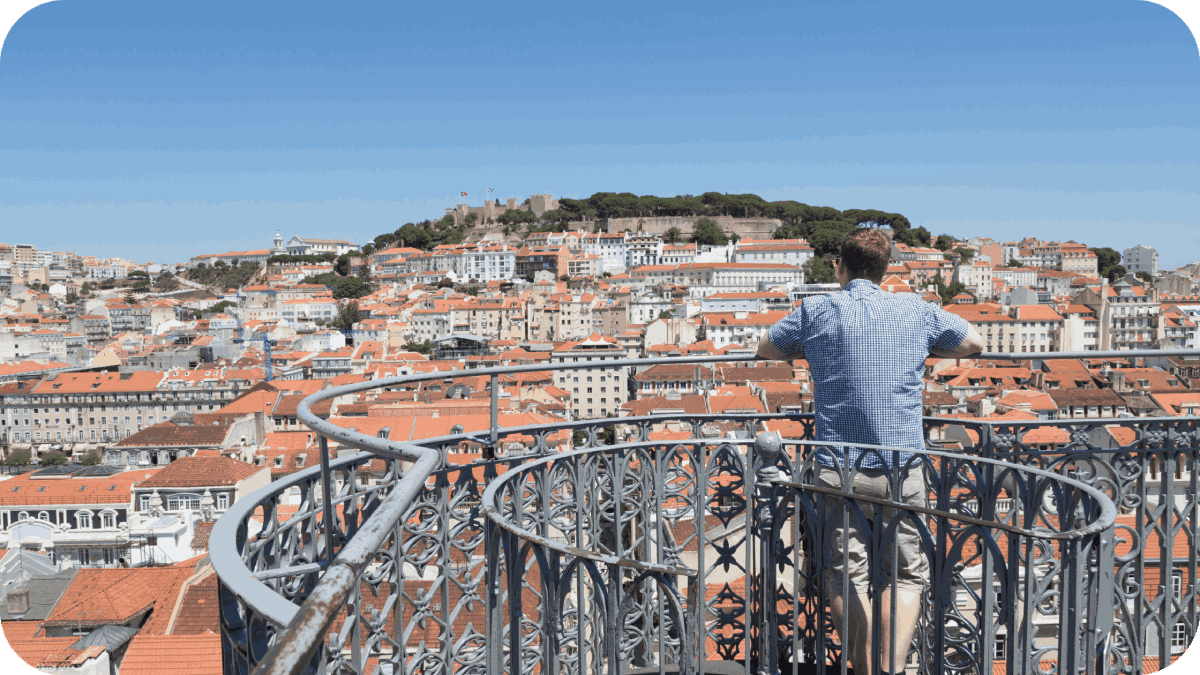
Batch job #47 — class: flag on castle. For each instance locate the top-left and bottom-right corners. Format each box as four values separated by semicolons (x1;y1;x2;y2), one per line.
461;191;468;196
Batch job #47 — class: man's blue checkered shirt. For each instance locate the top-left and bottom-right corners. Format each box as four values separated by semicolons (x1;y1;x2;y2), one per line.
768;279;969;469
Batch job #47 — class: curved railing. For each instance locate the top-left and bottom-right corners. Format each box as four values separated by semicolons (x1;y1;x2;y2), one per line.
480;433;1118;675
208;350;1200;675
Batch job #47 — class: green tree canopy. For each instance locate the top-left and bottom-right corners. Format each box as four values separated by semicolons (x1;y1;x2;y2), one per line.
690;218;728;246
664;227;682;244
5;449;31;466
934;235;955;251
331;301;361;331
300;273;372;299
401;340;434;355
40;450;68;467
396;223;431;250
802;256;837;284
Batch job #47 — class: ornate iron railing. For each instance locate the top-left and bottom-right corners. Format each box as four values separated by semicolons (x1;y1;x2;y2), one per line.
208;351;1200;675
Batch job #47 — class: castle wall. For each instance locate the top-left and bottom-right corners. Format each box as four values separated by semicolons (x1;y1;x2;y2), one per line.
601;216;782;239
445;193;560;226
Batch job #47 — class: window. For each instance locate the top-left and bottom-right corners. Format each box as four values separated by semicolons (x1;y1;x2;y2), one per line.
77;511;93;529
993;633;1007;660
1172;622;1190;654
217;493;229;510
101;512;115;528
140;495;150;510
1173;570;1184;600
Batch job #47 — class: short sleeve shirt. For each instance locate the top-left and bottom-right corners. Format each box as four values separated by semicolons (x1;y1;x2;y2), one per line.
767;279;969;469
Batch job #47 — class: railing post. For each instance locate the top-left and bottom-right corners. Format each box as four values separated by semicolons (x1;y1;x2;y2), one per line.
488;373;499;459
754;432;783;675
318;435;335;567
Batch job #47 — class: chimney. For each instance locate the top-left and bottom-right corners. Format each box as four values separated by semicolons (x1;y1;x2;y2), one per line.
7;589;30;616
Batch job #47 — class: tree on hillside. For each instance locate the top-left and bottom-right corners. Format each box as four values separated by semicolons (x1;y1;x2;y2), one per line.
331;301;361;331
1106;265;1127;283
803;256;837;284
893;225;931;248
691;218;727;246
123;291;137;305
208;300;237;315
1091;247;1124;281
300;273;371;299
1006;259;1022;268
498;209;538;226
954;247;975;263
396;223;431;250
664;227;682;244
934;235;955;251
334;254;353;276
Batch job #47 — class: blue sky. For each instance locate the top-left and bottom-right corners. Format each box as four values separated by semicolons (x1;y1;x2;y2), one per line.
0;0;1197;267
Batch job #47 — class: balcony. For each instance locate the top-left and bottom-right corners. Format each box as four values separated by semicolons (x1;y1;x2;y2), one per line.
210;350;1200;675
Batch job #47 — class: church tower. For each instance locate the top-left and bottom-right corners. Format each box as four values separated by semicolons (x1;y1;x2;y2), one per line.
271;230;285;256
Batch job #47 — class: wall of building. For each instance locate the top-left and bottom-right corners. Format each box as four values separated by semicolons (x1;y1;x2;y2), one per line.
601;216;783;239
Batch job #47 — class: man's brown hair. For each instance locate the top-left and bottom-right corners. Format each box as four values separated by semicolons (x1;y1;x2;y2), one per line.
838;228;891;283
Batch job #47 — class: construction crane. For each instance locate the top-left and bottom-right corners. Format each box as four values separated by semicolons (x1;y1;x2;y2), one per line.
234;333;276;381
231;301;274;381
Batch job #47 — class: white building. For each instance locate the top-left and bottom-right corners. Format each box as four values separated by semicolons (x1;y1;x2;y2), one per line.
285;237;361;256
462;244;516;282
732;242;815;268
551;334;628;419
1123;244;1158;277
671;263;805;299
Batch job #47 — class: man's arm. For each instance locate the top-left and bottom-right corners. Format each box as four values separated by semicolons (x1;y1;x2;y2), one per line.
758;330;803;362
929;324;985;358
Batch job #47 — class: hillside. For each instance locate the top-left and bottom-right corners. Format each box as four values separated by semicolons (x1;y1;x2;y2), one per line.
367;191;926;258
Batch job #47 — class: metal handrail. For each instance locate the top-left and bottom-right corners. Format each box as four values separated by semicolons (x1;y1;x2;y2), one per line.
208;347;1198;675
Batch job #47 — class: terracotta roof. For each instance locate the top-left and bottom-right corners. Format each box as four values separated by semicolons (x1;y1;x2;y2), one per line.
114;420;231;448
7;637;106;669
1045;388;1126;407
622;394;707;416
136;456;267;489
118;633;223;675
43;566;192;631
0;469;160;506
633;364;714;382
191;521;215;552
170;573;220;635
272;393;333;417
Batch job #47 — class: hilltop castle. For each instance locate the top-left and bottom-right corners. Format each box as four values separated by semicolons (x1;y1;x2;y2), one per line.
446;194;559;227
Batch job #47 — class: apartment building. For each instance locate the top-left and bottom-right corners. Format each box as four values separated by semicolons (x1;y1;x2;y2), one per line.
551;334;627;419
672;263;804;299
701;311;790;348
1012;304;1065;353
954;259;994;298
0;467;162;568
515;246;568;280
0;370;261;448
732;241;814;267
946;306;1020;353
1077;278;1164;350
1123;244;1158;277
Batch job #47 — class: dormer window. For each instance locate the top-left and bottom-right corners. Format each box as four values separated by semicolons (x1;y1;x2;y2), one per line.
274;455;285;467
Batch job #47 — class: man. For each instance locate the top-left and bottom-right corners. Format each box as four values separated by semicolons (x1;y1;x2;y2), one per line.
758;228;984;675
